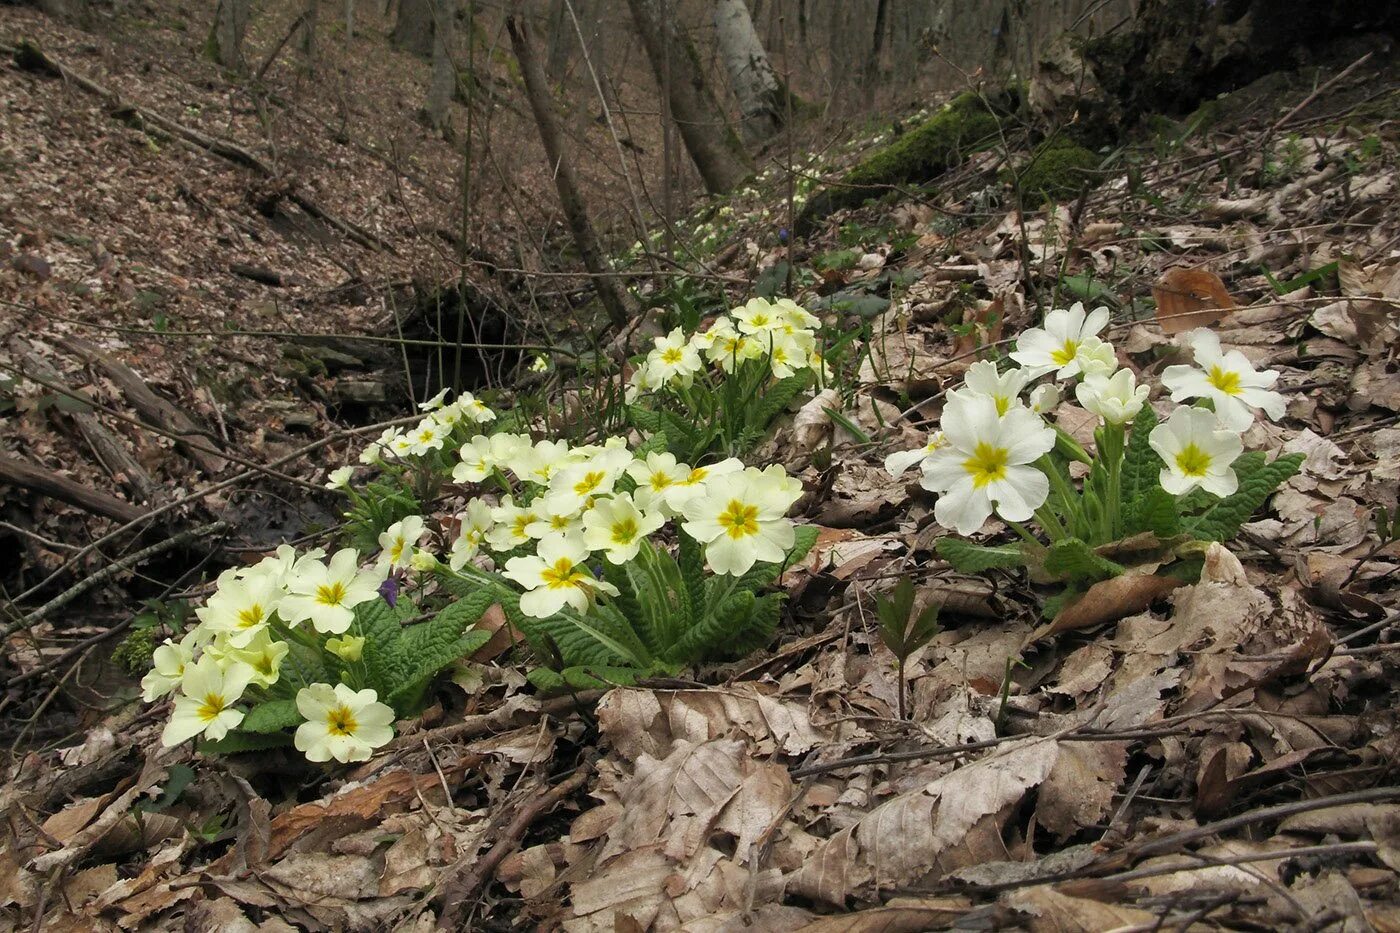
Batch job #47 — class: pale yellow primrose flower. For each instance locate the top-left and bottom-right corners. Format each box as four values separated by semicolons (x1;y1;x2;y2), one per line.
1076;368;1150;425
195;572;281;649
919;394;1056;536
449;498;495;570
377;515;425;571
226;629;289;688
407;418;450;456
645;327;704;386
1010;302;1111;379
293;683;395;763
681;465;803;576
418;388;451;411
279;549;384;635
1160;328;1286;432
627;452;693;517
161;656;251;746
543;447;632;517
884;432;945;477
1149;406;1243;498
503;534;619;618
325;466;354;490
582;493;665;564
488;496;540;552
1029;384;1061;414
141;631;199;702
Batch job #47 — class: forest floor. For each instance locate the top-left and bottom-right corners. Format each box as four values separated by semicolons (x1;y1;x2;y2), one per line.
3;5;1400;932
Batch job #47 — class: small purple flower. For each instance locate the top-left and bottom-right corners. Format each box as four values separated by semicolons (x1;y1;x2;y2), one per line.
778;227;790;244
378;574;401;608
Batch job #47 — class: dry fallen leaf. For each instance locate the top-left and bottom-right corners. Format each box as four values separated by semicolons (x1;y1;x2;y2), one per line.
1153;267;1235;334
1029;571;1183;643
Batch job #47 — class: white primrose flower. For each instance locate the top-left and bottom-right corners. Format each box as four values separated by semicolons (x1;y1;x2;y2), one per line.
582;493;665;564
773;298;821;331
645;328;704;385
627;452;693;517
224;629;289;688
668;457;745;513
543;447;633;516
418;388;451;411
1074;337;1118;378
293;683;396;763
953;360;1030;416
1076;368;1149;425
509;439;572;487
1160;329;1287;432
1148;406;1243;497
884;432;946;477
194;572;281;649
732;298;783;334
388;432;418;459
430;400;466;429
487;496;540;551
1029;384;1061;414
249;544;325;590
681;465;803;576
325;466;354;490
407;418;450;456
280;549;385;635
528;354;550;373
503;534;619;618
360;427;401;465
1010;302;1112;379
703;320;764;373
161;656;252;746
325;635;365;662
448;498;495;570
453;435;503;485
377;515;426;571
460;392;497;423
524;498;583;539
140;631;200;702
919;394;1056;535
763;330;808;379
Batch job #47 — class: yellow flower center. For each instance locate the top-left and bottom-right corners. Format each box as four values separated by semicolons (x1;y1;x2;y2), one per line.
685;467;708;485
717;500;760;539
236;604;264;629
649;473;673;491
573;470;605;496
1175;443;1212;477
993;395;1011;416
749;313;770;327
315;581;348;607
197;692;227;722
549;514;571;530
963;441;1010;489
326;704;358;737
389;539;406;562
541;558;583;590
661;348;683;365
1050;339;1079;366
512;514;534;537
610;518;639;545
1207;365;1241;395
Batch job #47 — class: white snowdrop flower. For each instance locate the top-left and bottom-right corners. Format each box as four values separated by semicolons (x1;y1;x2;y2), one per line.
581;493;665;564
161;656;251;746
1160;329;1286;432
293;683;395;763
503;534;618;618
1009;302;1111;379
884;432;945;477
280;549;384;635
919;394;1056;535
1148;406;1243;498
1076;368;1149;425
377;515;425;571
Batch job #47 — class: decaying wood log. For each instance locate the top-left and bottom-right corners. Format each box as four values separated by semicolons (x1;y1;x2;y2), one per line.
54;335;228;475
19;347;161;505
228;262;307;287
0;455;145;524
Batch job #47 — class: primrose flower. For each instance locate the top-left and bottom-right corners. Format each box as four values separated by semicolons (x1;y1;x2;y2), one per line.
763;331;808;379
407;419;450;456
884;432;946;477
225;630;289;688
454;435;502;485
529;354;550;373
293;683;395;763
195;573;281;649
774;298;820;331
1029;384;1061;414
524;499;583;539
325;635;365;662
732;298;782;334
1075;337;1118;378
1076;368;1149;425
509;439;572;486
140;632;199;702
325;466;354;490
953;361;1030;416
280;549;384;635
161;656;251;746
645;328;703;386
388;433;417;459
920;394;1056;535
360;427;401;465
449;499;494;570
1010;302;1111;379
488;496;540;552
681;465;803;575
1160;329;1286;432
460;393;496;423
377;515;426;571
582;493;665;563
543;448;632;516
418;389;451;411
503;534;619;618
627;451;693;516
1149;406;1243;497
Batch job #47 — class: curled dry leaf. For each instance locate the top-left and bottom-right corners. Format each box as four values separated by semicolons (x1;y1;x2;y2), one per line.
1029;571;1183;643
1152;267;1235;334
792;388;840;450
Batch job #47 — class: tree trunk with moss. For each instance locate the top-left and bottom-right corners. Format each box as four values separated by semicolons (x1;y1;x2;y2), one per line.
712;0;783;143
425;0;455;133
206;0;251;71
626;0;751;195
392;0;436;57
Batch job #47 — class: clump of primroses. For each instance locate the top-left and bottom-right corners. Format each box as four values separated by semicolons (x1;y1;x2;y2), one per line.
886;302;1291;550
148;385;808;763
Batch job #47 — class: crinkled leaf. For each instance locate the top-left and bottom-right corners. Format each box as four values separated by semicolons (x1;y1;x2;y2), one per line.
1186;452;1305;542
240;699;302;734
936;537;1026;572
1044;537;1126;583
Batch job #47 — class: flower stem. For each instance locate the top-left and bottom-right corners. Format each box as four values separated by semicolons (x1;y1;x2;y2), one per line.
1008;520;1044;547
1100;423;1126;541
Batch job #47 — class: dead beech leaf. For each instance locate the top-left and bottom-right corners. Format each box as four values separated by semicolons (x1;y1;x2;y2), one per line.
597;686;824;762
792;897;973;932
267;771;447;859
793;388;840;450
1035;741;1128;839
1004;887;1156;932
1152;267;1235;334
1029;573;1183;643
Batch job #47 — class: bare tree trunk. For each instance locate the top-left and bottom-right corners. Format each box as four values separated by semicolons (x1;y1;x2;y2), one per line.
713;0;783;143
426;0;455;132
300;0;318;72
392;0;436;56
36;0;89;22
864;0;889;87
545;0;573;80
625;0;751;194
206;0;251;71
345;0;355;44
506;14;632;329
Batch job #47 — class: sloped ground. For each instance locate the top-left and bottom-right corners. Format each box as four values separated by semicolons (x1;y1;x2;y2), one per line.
2;15;1400;933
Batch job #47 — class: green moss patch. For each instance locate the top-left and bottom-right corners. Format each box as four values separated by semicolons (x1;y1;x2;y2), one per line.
1015;142;1099;201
